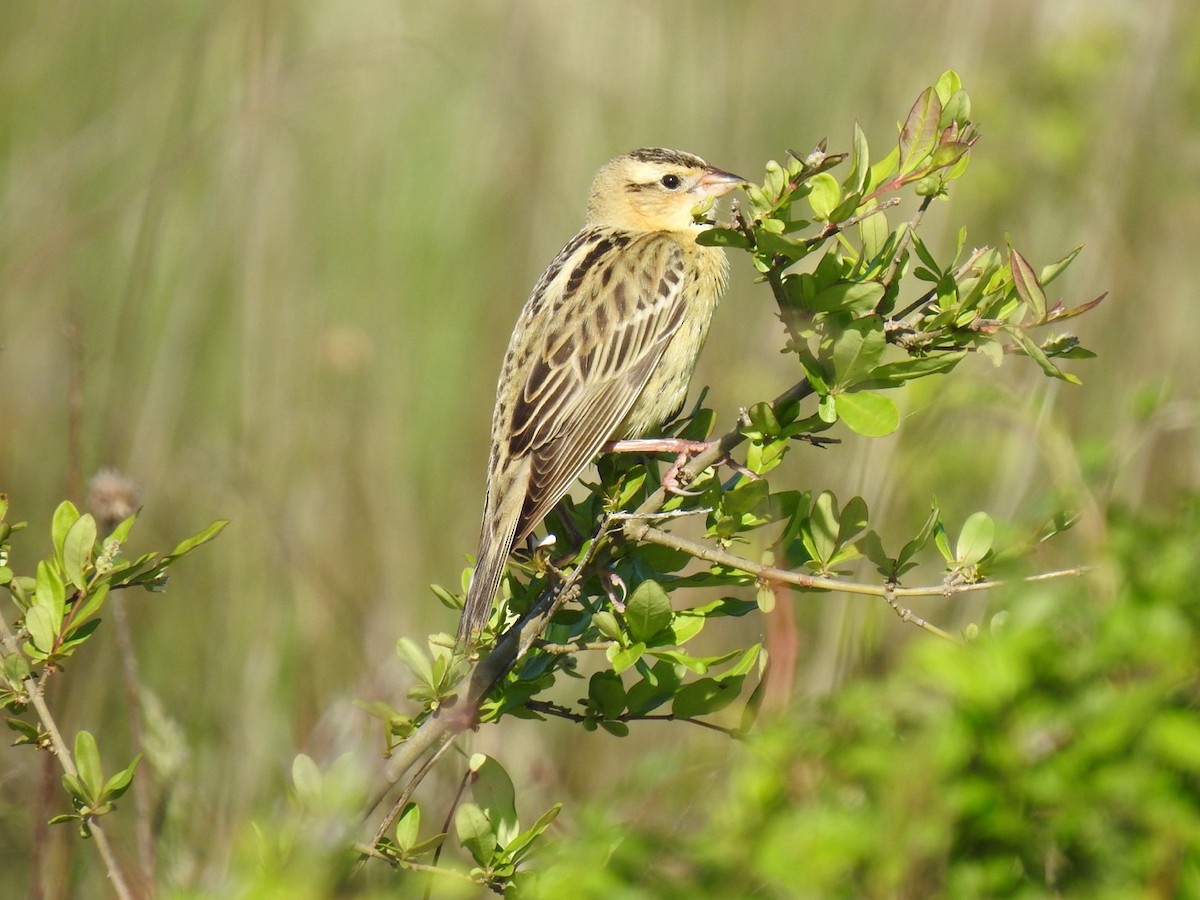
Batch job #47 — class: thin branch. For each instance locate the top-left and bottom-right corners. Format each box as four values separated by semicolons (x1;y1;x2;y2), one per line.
882;194;933;288
882;585;964;645
536;640;616;655
624;522;1087;602
525;700;737;737
0;610;134;900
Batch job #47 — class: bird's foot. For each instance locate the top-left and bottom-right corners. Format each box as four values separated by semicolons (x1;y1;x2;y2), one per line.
603;437;758;496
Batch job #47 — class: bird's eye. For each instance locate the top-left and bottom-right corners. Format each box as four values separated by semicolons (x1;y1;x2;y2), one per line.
659;174;682;190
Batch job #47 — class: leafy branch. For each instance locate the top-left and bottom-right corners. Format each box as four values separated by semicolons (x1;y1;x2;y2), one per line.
0;494;225;898
353;70;1103;891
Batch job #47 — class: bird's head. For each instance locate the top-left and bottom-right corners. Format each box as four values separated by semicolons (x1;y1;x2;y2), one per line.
585;148;744;233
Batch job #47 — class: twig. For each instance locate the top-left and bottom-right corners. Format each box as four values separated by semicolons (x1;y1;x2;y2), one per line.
536;640;616;655
624;522;1086;603
882;194;933;288
0;610;134;900
882;584;964;645
110;596;155;886
525;700;738;737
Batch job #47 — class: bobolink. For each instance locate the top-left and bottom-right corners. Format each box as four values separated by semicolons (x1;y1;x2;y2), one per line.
457;148;742;645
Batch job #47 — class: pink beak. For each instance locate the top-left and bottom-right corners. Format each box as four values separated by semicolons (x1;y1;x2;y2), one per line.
696;166;745;198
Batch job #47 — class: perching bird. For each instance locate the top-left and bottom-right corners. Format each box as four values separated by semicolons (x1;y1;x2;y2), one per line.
457;148;742;645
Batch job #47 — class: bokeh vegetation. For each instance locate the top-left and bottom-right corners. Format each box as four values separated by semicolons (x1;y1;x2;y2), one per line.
1;1;1197;896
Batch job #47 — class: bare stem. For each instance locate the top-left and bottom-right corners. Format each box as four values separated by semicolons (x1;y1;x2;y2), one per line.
0;610;135;900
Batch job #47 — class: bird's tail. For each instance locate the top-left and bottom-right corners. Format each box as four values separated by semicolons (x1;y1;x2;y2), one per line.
457;502;521;646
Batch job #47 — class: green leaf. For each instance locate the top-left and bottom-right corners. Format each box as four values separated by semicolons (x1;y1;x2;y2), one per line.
858;210;888;261
934;70;962;106
24;605;58;654
106;512;138;546
808;281;885;314
588;671;626;719
74;730;104;801
672;677;743;718
591;610;623;642
696;227;752;249
956;512;995;566
35;560;67;626
291;753;322;805
163;519;229;564
724;644;762;679
624;580;673;643
836;391;900;436
63;515;97;591
859;351;966;388
807;172;840;219
1040;245;1083;286
103;754;141;801
394;802;421;853
1005;326;1081;384
610;642;645;674
806;491;840;565
472;755;519;847
455;802;496;865
395;638;433;687
51;501;81;564
830;319;886;387
502;803;562;865
899;504;941;567
846;122;870;194
59;618;102;655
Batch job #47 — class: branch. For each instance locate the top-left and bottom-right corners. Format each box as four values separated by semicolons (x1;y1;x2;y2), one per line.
525;700;737;737
626;521;1087;601
0;610;134;900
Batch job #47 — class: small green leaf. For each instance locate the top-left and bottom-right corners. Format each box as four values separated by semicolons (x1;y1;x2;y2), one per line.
624;580;673;643
291;753;322;805
106;512;138;546
51;502;81;564
35;560;67;627
24;605;58;654
808;281;885;314
1040;244;1082;285
395;802;421;853
591;610;623;642
806;491;840;565
696;227;752;249
63;515;97;591
395;638;433;687
74;730;104;801
164;519;229;563
846;122;870;194
472;755;519;847
830;319;886;387
502;803;562;864
103;754;141;801
956;512;995;566
836;391;900;436
588;671;626;719
610;642;645;674
672;677;743;718
455;802;496;865
807;172;841;219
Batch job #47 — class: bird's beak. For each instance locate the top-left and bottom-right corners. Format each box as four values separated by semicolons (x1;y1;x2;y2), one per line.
695;167;745;198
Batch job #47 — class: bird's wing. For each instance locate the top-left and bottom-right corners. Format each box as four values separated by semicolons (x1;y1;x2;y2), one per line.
506;231;689;541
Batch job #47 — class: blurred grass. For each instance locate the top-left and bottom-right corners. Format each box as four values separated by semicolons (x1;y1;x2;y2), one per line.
1;0;1197;893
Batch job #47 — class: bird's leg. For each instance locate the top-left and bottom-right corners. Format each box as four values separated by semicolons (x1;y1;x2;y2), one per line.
602;437;751;495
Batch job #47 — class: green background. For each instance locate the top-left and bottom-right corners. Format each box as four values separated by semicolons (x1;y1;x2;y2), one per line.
1;1;1197;894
